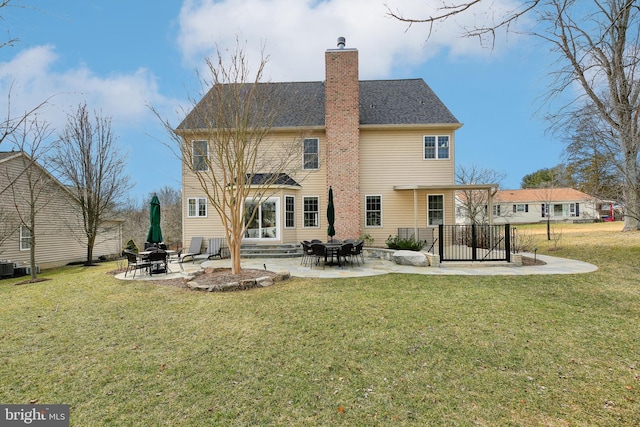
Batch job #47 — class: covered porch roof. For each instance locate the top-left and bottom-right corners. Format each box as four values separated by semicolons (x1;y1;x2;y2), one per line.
393;183;500;236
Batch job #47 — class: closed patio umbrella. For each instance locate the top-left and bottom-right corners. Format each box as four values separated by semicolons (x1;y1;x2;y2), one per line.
327;186;336;242
146;194;163;244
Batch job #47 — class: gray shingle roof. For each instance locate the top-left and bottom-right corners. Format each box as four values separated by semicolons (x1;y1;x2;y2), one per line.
177;78;459;131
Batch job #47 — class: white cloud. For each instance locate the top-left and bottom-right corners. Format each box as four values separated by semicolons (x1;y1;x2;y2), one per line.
177;0;527;82
0;45;171;131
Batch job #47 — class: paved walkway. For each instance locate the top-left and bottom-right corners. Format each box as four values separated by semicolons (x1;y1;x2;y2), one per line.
115;253;597;281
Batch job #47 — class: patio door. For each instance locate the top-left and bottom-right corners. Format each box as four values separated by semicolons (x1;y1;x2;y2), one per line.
244;198;280;241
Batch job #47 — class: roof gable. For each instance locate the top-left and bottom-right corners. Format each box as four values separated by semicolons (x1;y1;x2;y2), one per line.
0;151;77;200
177;78;459;131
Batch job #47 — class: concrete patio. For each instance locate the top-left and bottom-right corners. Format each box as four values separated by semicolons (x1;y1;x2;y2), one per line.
114;252;597;281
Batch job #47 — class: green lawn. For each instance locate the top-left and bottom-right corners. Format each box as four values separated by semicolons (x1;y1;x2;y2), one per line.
1;223;639;426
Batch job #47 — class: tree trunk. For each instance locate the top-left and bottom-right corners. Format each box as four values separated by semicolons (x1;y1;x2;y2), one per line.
29;234;37;280
230;237;242;274
86;235;96;266
622;183;640;231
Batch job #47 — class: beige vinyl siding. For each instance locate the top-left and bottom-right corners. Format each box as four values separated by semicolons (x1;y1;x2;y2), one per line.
359;128;456;244
181;126;459;246
0;155;122;269
181;131;325;246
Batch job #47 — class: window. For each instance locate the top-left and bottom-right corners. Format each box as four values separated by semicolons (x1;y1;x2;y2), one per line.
570;203;580;217
541;203;547;218
303;196;319;227
285;196;295;228
244;198;279;239
428;195;444;226
192;140;208;171
424;135;450;159
493;204;501;216
513;204;528;213
188;198;207;217
365;195;382;227
303;138;319;170
20;226;31;251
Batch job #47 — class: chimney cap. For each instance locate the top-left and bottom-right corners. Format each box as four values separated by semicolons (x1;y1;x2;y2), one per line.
337;37;346;49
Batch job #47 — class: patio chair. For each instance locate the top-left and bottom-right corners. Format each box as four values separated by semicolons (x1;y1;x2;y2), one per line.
179;236;203;265
310;243;327;269
300;241;313;266
338;242;354;267
147;250;168;275
207;238;227;259
351;240;365;266
124;250;151;278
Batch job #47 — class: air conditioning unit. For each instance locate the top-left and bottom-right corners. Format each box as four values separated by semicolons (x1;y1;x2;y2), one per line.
0;262;15;278
24;265;40;275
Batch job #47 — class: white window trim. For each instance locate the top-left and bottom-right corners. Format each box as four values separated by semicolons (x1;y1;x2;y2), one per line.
285;195;296;229
19;225;31;251
423;135;450;160
302;196;320;228
187;197;208;218
192;140;209;172
303;138;320;170
427;194;445;226
365;194;383;228
243;197;280;241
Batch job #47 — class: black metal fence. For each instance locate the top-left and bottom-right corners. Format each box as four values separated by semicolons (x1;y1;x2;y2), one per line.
438;224;511;262
396;225;512;262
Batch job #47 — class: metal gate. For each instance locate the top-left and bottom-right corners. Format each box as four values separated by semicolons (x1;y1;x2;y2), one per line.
438;224;511;262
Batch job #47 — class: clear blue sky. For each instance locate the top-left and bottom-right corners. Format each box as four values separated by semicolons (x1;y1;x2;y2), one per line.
1;0;565;201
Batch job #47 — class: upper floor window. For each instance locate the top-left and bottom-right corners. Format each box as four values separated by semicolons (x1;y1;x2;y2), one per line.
303;196;319;227
303;138;319;170
20;226;31;251
365;195;382;227
192;140;208;171
424;135;449;159
188;197;207;218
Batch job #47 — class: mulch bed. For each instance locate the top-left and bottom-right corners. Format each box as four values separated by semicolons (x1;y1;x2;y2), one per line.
522;255;546;266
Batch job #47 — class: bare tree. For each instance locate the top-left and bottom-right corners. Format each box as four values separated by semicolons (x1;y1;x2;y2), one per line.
456;164;505;224
155;39;307;274
5;116;55;279
385;0;540;47
563;102;622;201
387;0;640;231
51;103;130;266
0;0;19;51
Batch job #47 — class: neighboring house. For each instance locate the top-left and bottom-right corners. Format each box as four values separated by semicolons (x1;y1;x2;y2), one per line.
456;187;600;224
179;39;478;248
0;151;122;270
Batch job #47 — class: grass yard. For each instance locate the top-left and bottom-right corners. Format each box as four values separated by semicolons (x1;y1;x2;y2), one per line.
1;222;639;426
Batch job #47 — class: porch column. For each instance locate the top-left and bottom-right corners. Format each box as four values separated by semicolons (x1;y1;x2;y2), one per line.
413;189;418;238
488;188;494;225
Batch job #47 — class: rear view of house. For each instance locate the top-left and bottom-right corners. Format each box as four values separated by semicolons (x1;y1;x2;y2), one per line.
179;39;464;247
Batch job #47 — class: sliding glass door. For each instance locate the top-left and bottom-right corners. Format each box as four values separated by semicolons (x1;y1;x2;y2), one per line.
244;198;279;241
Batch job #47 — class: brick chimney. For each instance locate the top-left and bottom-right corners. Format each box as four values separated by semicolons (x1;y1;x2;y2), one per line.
325;37;361;239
